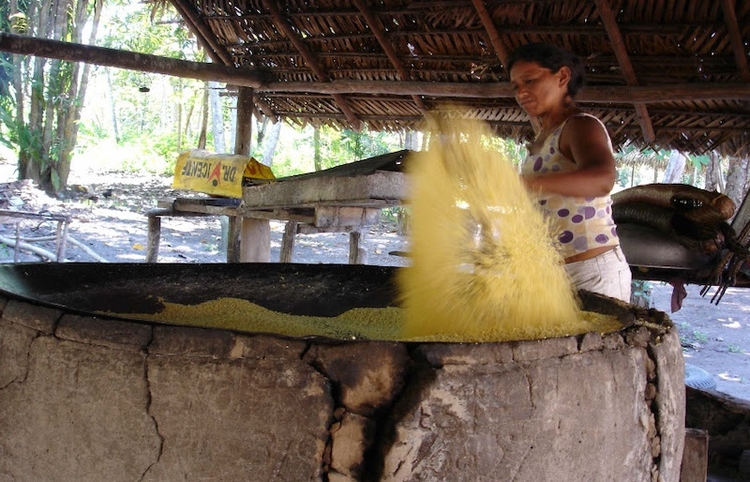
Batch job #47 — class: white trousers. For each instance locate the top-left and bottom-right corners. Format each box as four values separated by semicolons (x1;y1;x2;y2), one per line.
564;246;632;303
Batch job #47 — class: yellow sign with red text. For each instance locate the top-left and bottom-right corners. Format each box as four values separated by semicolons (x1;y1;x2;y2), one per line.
172;149;275;198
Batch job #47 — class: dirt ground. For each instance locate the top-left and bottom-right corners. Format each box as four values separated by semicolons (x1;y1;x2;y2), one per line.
1;164;749;402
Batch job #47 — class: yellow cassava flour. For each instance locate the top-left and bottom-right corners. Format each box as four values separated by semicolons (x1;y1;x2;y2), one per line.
107;297;622;342
396;114;590;342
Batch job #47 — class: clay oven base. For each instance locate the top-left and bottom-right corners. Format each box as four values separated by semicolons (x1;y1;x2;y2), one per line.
0;296;684;481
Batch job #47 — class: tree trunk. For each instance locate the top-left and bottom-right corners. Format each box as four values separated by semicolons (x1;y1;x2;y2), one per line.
197;82;209;149
313;125;322;171
228;96;237;152
256;115;269;149
661;149;686;183
725;155;749;210
11;0;100;193
261;120;281;166
57;0;100;189
705;151;725;192
405;129;420;151
9;0;29;181
209;80;225;152
106;68;120;142
175;79;183;152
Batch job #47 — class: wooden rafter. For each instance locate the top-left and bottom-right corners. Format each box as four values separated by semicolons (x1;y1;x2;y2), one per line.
352;0;427;114
720;0;750;82
594;0;656;143
260;0;362;130
167;1;279;123
471;0;510;74
170;0;232;66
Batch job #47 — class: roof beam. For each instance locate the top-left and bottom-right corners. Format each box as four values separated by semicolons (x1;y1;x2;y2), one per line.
594;0;655;143
259;80;750;103
5;32;748;105
720;0;750;82
0;32;267;87
352;0;427;114
471;0;510;74
259;0;362;130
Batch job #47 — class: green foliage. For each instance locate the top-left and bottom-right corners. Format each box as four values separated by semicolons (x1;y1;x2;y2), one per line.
481;135;526;166
73;137;173;175
692;330;709;343
0;96;42;162
269;124;404;177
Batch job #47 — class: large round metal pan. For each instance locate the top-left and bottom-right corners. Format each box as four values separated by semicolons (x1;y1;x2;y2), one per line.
0;262;400;318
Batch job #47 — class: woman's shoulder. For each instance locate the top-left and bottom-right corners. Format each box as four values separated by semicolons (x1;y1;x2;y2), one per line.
564;112;607;131
561;113;612;144
559;112;615;159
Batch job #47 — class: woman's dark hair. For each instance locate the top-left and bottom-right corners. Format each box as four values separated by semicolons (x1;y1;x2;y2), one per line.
507;43;586;97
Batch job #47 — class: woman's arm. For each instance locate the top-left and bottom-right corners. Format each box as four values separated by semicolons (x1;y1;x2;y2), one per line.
523;115;616;197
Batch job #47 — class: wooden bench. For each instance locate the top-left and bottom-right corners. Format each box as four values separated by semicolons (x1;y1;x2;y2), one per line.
145;198;380;264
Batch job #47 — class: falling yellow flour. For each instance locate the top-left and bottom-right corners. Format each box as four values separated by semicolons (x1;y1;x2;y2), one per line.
396;114;591;342
105;297;623;342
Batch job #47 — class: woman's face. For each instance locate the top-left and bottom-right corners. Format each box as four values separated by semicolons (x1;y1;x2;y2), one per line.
509;60;568;118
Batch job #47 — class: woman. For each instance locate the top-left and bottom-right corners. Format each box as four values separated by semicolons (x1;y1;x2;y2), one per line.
508;43;631;302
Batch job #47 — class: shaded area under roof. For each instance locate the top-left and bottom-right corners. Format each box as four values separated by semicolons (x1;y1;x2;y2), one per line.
165;0;750;157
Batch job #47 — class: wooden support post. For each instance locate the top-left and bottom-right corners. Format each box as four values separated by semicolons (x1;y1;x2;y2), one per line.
240;218;271;262
226;216;242;263
146;215;162;263
55;220;69;261
280;220;298;263
680;428;708;482
234;87;253;156
234;86;271;262
349;231;367;264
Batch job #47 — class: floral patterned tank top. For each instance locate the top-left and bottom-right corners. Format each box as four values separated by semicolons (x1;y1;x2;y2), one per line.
520;113;619;259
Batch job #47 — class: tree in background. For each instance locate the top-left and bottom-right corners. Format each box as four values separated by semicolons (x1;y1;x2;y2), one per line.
1;0;103;194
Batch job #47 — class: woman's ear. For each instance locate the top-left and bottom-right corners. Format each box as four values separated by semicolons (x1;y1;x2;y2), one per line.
557;66;572;88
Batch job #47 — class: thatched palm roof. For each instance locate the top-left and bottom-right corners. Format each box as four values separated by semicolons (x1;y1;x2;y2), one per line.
167;0;750;157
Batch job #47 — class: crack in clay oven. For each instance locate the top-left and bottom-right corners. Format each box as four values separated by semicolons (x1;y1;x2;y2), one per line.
140;338;165;481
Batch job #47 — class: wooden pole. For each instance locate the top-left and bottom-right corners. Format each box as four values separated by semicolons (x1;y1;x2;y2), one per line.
232;86;271;263
0;32;266;88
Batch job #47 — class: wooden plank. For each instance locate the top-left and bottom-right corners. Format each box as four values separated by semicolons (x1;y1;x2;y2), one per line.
296;225;360;235
314;206;381;228
242;171;406;210
679;428;708;482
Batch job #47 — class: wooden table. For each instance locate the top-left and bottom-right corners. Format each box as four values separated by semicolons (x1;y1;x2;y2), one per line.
146;150;410;263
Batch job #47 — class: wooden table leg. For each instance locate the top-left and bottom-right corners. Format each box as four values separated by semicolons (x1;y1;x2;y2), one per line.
349;231;367;264
239;218;271;262
226;216;242;263
146;215;162;263
280;221;298;263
